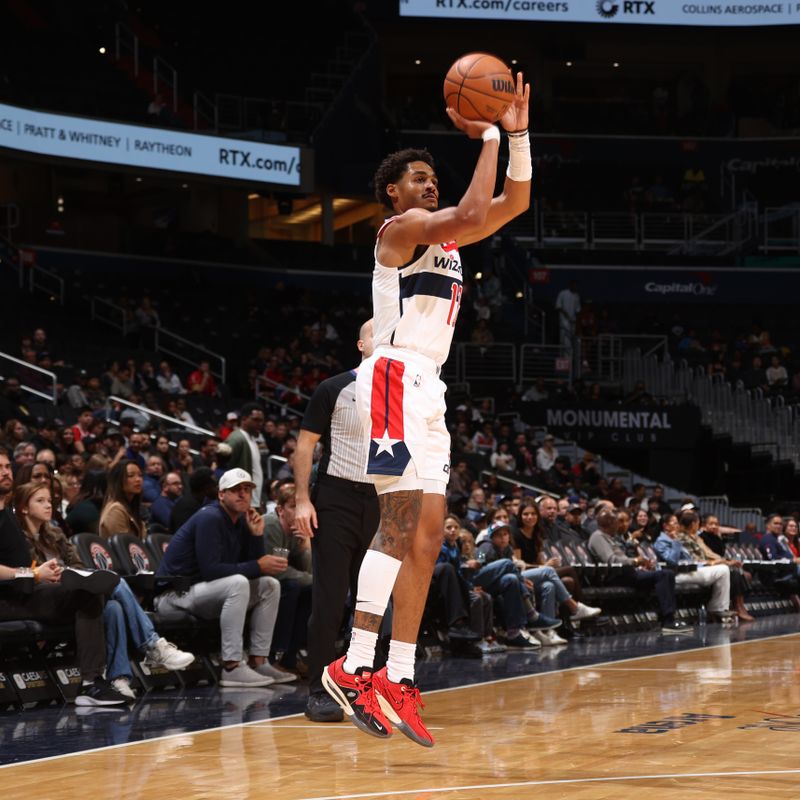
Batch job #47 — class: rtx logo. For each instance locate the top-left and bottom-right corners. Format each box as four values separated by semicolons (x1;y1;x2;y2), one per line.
596;0;655;17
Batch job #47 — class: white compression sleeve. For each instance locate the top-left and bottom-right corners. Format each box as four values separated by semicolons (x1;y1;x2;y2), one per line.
354;550;402;617
506;130;532;182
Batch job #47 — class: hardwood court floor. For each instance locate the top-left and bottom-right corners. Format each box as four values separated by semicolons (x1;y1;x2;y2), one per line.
3;630;800;799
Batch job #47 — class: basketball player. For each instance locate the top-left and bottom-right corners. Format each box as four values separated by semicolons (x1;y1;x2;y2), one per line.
323;72;531;747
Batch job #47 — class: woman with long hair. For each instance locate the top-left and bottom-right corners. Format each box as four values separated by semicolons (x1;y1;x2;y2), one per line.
14;481;194;699
65;470;107;535
99;459;146;539
514;500;601;639
1;418;28;449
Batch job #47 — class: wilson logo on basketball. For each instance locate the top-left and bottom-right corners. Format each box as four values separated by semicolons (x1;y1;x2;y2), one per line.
492;79;515;94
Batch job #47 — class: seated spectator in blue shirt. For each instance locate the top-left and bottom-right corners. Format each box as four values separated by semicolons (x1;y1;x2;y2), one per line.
149;471;184;529
143;454;165;503
155;467;293;687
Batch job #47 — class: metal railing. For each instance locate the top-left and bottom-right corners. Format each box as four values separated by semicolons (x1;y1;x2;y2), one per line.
153;55;178;113
153;328;226;384
26;264;65;306
114;22;139;76
763;206;800;254
519;344;572;387
460;343;517;383
580;334;668;384
91;296;129;336
254;375;307;419
105;396;215;437
0;350;57;403
520;207;771;253
0;203;19;240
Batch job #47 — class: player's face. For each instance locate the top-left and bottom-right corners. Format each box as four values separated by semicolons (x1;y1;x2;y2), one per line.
397;161;438;211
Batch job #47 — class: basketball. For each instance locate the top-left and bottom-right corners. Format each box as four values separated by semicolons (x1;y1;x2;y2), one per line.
443;52;515;123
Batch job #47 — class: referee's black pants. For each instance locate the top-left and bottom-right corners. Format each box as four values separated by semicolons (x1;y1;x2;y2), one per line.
307;474;380;694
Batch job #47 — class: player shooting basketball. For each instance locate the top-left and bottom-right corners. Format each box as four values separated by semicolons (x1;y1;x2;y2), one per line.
323;68;531;747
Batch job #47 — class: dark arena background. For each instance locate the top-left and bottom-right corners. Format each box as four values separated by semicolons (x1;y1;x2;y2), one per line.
1;1;800;797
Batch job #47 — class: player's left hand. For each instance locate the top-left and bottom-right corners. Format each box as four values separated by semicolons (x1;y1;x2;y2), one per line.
500;71;530;133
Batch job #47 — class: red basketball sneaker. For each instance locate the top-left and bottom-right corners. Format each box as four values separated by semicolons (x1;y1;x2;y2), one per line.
372;667;434;748
322;657;392;739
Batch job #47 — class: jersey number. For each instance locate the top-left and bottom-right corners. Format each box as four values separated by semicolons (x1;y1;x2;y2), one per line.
447;283;462;326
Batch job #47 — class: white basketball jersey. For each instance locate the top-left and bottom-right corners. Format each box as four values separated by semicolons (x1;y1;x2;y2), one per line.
372;217;463;367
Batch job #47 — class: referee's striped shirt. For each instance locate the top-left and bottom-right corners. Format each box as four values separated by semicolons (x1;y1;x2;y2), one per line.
300;369;368;483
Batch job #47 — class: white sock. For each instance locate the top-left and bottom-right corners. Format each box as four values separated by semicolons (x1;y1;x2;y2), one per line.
387;639;417;684
343;629;378;674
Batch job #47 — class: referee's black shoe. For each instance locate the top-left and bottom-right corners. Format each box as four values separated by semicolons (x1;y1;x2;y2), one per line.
305;691;345;723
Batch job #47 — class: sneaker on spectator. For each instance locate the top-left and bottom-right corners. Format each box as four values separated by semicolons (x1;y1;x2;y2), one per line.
447;621;482;641
570;602;602;622
372;667;434;748
145;637;195;671
504;631;541;649
111;676;137;700
61;568;120;596
486;637;508;653
527;613;562;631
219;662;274;687
661;620;694;635
254;661;297;684
322;656;392;739
533;628;568;646
75;678;129;706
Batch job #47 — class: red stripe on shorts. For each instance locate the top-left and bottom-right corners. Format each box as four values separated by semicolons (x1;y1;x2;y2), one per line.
370;357;405;439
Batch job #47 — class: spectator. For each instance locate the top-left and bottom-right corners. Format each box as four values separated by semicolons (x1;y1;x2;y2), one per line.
521;378;549;403
143;454;165;503
157;361;186;395
220;411;239;440
263;484;311;675
149;472;184;529
64;471;107;535
99;459;146;539
170;466;218;533
471;421;497;456
0;449;126;706
135;297;160;329
555;280;581;355
187;360;218;396
15;480;194;700
699;514;754;621
226;403;266;509
766;355;788;389
653;511;731;622
588;508;689;633
155;468;289;687
535;434;559;472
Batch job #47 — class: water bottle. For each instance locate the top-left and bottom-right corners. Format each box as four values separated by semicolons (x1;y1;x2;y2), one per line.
698;604;707;627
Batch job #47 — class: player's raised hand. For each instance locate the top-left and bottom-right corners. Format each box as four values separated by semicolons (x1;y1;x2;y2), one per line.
500;71;530;133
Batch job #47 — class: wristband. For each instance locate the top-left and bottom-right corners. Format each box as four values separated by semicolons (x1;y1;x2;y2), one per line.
506;130;532;182
33;567;40;584
481;126;501;143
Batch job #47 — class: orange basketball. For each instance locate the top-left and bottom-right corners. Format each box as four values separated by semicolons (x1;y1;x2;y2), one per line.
443;52;515;123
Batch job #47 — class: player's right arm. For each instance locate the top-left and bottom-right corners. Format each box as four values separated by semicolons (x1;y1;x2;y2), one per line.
381;110;500;260
294;428;320;537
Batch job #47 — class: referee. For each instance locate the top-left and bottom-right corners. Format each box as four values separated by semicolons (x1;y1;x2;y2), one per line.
295;320;380;723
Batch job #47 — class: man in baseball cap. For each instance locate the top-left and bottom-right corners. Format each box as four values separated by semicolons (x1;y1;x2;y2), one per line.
218;467;256;493
156;466;293;688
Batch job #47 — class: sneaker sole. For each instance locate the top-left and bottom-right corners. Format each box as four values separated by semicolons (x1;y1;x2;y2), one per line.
75;696;128;706
375;692;434;748
660;628;694;635
146;655;196;671
321;668;392;739
219;677;274;687
571;610;602;621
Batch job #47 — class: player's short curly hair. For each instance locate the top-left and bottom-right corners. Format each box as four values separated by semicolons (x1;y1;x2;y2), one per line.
373;148;435;209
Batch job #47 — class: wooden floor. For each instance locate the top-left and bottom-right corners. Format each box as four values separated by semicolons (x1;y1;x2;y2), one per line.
3;633;800;799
